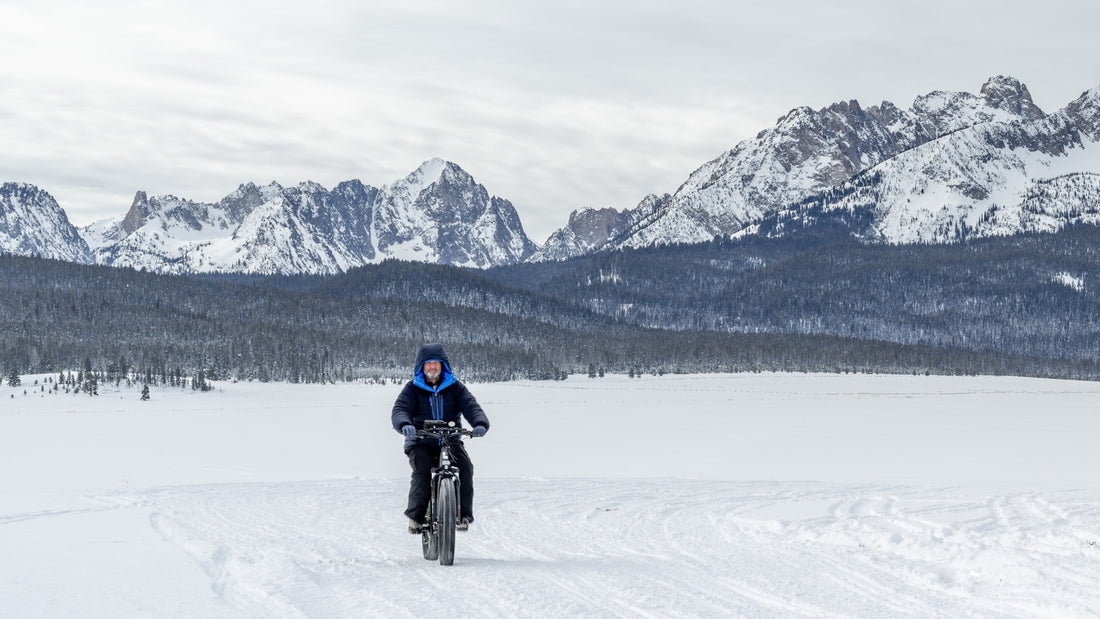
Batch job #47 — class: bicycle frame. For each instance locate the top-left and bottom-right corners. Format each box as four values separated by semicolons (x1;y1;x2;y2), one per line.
416;420;473;565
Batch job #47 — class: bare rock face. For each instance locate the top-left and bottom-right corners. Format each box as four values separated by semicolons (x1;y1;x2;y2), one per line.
532;207;634;262
121;191;150;236
979;75;1046;121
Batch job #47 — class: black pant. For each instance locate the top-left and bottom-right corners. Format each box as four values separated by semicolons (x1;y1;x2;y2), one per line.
405;442;475;524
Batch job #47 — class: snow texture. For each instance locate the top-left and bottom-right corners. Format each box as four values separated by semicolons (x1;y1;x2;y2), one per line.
4;373;1100;617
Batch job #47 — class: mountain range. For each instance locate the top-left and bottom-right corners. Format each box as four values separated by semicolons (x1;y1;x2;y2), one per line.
533;76;1100;259
3;76;1099;274
76;158;536;274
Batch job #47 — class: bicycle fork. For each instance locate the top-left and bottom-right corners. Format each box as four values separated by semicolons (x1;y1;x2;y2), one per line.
429;472;463;524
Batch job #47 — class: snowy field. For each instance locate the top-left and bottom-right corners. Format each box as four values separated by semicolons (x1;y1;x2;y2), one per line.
3;372;1100;618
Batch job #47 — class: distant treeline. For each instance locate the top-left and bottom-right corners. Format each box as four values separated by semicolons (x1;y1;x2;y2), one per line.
2;224;1098;383
488;224;1100;370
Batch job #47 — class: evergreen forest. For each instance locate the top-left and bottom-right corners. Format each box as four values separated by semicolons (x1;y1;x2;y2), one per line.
2;224;1098;384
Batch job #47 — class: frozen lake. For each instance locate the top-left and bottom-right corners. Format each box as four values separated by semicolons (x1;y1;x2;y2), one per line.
3;372;1100;617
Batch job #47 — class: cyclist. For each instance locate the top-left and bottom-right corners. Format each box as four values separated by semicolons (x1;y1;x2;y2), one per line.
391;343;490;533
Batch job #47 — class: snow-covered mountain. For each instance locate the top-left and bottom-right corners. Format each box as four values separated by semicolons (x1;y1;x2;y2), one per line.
539;76;1095;255
82;159;537;274
8;77;1100;273
752;84;1100;242
369;158;536;268
0;183;92;263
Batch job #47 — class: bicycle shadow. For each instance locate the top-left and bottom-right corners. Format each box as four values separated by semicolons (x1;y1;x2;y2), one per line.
451;556;616;570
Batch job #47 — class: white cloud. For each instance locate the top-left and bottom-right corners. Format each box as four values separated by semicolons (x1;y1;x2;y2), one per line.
2;0;1099;242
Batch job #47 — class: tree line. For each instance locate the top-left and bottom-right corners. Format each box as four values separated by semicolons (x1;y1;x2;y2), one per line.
2;223;1099;384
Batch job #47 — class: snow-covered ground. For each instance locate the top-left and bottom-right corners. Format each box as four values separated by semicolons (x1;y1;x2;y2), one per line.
3;373;1100;617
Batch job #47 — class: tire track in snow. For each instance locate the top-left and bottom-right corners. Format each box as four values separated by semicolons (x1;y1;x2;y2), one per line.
124;479;1100;617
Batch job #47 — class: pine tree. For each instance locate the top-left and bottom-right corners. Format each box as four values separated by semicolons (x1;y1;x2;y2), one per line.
141;384;150;401
6;367;19;387
192;369;212;392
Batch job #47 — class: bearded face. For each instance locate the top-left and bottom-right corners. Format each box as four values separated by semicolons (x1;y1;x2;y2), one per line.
422;360;443;384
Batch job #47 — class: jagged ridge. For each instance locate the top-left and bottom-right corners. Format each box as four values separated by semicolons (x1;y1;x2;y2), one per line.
538;75;1099;255
79;159;537;274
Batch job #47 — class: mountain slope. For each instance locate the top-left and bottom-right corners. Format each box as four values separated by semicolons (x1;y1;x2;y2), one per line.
752;85;1100;243
0;183;92;263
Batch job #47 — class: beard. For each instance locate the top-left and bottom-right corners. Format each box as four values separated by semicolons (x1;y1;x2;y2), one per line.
423;368;441;383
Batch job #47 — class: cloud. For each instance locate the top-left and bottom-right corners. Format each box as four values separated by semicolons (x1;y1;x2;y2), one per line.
2;0;1099;242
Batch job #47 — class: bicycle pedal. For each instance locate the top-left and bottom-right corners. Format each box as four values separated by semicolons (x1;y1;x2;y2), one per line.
456;519;470;532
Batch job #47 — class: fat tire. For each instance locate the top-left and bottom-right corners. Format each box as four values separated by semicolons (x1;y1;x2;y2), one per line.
438;478;457;566
421;505;438;561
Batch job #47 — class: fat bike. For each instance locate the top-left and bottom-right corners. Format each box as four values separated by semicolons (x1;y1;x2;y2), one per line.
415;420;473;566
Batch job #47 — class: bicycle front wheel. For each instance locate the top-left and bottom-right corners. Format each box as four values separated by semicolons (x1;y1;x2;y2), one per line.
437;477;457;566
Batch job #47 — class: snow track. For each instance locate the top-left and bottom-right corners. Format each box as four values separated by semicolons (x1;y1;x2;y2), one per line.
113;479;1100;618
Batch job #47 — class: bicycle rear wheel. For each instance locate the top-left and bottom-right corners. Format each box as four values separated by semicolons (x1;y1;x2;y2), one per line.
421;504;438;561
437;478;457;565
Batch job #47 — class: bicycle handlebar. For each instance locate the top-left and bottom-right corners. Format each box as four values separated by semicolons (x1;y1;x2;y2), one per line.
415;424;474;440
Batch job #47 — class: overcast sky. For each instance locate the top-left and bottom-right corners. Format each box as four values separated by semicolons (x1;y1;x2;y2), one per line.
3;0;1099;242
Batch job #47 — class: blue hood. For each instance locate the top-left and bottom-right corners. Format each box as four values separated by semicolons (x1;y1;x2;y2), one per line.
412;343;456;392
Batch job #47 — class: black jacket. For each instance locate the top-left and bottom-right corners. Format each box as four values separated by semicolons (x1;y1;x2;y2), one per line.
391;343;490;450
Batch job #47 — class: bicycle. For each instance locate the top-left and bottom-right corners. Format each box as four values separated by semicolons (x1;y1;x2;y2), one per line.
415;420;474;566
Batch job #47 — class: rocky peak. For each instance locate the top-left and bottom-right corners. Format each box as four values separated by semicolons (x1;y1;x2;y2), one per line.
219;182;270;223
393;158;459;199
866;100;905;125
420;161;483;207
1062;84;1100;141
909;77;1044;141
827;99;864;117
980;75;1045;121
330;179;380;214
565;208;628;246
121;191;150;236
296;180;326;193
530;206;626;262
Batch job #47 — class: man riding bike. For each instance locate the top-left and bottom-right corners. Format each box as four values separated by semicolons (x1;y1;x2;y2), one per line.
391;343;490;533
